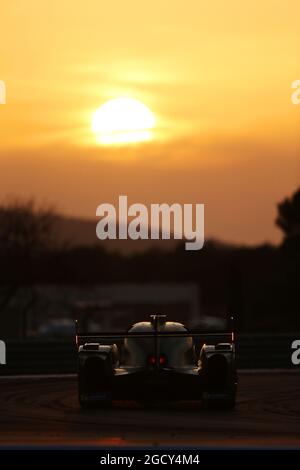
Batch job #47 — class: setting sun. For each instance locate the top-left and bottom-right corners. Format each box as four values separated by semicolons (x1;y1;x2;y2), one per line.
91;98;156;145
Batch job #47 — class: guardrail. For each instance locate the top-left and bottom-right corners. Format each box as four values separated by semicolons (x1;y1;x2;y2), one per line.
0;334;299;375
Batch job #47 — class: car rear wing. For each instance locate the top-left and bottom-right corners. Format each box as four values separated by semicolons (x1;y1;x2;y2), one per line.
75;316;235;347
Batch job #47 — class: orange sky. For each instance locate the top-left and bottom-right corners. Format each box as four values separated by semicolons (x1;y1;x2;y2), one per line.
0;0;299;244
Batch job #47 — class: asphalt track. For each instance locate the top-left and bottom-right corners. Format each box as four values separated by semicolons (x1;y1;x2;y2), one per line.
0;372;300;447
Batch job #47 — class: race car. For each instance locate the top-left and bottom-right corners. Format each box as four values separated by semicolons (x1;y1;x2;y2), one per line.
76;314;237;409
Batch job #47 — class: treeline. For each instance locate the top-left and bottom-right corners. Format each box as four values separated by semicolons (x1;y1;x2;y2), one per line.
0;190;299;333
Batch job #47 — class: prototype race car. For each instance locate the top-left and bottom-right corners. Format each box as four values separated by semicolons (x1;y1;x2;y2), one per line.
76;314;237;409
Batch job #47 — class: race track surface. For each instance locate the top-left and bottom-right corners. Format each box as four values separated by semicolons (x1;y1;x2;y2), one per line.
0;372;300;447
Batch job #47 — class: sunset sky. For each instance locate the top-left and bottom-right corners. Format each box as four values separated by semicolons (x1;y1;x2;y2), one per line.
0;0;299;245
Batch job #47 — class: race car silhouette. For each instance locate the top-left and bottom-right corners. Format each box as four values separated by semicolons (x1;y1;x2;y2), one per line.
76;314;237;409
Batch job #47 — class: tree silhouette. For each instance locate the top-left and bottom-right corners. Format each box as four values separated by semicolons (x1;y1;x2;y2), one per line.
276;188;300;239
0;200;57;338
0;200;56;257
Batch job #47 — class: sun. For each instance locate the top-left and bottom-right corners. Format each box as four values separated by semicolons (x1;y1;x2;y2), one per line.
91;97;156;145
